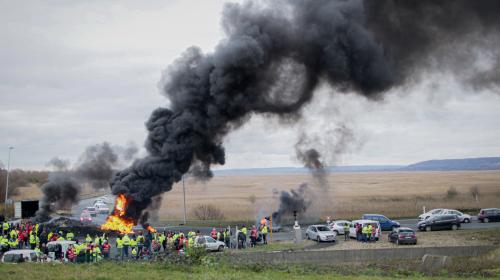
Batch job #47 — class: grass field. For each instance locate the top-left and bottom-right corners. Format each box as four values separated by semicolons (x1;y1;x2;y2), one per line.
157;171;500;221
0;261;496;280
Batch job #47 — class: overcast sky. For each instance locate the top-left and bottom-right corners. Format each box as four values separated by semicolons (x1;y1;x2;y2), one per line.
1;0;500;170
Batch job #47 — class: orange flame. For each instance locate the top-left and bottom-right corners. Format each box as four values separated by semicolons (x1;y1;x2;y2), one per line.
101;194;135;234
146;225;157;233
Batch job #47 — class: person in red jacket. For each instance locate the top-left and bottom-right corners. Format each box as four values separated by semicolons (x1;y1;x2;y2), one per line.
66;244;76;263
102;241;111;259
250;226;258;247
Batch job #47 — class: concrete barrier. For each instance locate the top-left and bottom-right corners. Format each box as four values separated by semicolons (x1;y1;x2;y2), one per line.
225;245;497;264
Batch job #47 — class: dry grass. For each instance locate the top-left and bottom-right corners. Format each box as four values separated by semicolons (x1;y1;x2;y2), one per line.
157;171;500;221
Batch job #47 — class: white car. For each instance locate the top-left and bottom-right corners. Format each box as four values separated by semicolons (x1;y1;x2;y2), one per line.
1;249;41;263
329;220;351;235
349;220;381;240
439;209;472;223
305;225;336;242
94;203;110;214
194;236;225;252
418;209;445;221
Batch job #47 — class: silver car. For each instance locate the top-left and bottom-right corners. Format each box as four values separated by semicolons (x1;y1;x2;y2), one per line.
306;225;336;242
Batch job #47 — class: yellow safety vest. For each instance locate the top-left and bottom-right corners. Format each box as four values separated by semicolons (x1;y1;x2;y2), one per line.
116;238;123;248
122;235;131;245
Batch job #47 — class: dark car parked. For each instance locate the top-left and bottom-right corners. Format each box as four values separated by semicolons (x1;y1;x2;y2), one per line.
388;227;417;245
478;208;500;223
417;214;461;232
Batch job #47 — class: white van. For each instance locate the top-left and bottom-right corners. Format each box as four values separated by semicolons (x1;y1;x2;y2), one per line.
1;249;41;263
47;240;76;262
349;219;381;240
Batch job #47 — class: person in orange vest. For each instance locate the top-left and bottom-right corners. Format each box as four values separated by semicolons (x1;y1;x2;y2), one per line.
210;228;217;239
250;226;258;247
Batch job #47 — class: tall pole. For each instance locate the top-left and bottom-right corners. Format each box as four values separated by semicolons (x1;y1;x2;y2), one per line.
182;175;187;224
4;147;14;214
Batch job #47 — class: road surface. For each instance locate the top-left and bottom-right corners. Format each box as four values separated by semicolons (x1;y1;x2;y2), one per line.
72;196;500;242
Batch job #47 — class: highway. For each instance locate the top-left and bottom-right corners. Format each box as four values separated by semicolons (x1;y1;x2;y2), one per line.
72;196;500;242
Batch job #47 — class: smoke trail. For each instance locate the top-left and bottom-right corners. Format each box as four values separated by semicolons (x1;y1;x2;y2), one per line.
35;142;137;222
272;183;311;224
110;0;500;223
46;157;70;171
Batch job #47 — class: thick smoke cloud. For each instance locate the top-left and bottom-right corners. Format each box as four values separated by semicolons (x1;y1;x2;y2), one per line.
35;142;138;222
110;0;500;223
272;183;311;223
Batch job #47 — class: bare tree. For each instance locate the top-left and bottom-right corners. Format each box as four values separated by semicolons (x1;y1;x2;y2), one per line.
469;186;480;203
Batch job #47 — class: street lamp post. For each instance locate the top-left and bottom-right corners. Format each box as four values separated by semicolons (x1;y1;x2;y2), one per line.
4;147;14;214
182;175;187;224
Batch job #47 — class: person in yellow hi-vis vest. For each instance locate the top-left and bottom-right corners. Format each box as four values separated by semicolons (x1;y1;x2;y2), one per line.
122;234;131;259
116;237;123;260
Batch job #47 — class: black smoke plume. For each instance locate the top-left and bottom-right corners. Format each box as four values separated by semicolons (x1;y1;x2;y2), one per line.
272;183;311;224
35;142;137;222
110;0;500;223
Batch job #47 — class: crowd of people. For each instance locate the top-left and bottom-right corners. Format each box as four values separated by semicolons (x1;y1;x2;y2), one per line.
1;219;271;263
353;223;379;242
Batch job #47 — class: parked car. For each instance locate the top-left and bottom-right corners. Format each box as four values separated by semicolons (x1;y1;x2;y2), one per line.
1;249;41;263
47;240;76;262
440;209;472;223
349;220;381;240
417;214;461;231
329;220;351;235
478;208;500;223
194;236;225;252
418;208;445;221
306;225;336;242
80;210;92;223
85;207;97;217
94;203;110;214
387;227;417;245
362;214;400;231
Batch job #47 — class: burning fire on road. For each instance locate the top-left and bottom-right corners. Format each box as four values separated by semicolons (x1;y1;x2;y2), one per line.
101;194;158;234
101;194;135;234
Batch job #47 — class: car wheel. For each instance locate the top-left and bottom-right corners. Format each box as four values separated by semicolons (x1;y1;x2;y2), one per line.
218;245;224;252
484;218;490;223
317;236;321;243
425;226;432;232
451;224;458;230
464;218;470;223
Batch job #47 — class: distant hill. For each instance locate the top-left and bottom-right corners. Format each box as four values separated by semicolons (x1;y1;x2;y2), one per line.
403;157;500;171
214;157;500;175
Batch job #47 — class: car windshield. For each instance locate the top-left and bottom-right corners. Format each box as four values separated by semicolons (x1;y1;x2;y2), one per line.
316;226;330;232
206;237;216;243
399;229;414;234
87;207;95;211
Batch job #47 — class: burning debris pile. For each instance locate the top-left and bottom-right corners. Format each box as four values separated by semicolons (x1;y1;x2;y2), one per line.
35;142;137;222
102;0;500;230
